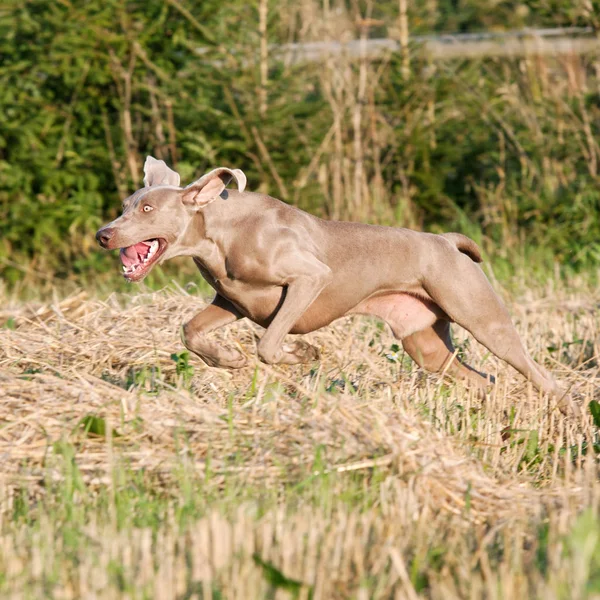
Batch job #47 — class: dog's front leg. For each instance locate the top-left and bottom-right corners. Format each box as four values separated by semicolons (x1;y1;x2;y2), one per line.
257;256;332;365
182;294;247;368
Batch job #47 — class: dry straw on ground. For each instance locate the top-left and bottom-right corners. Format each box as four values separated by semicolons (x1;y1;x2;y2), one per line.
0;281;599;598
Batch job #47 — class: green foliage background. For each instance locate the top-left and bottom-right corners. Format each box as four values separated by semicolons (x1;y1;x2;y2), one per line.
1;0;600;290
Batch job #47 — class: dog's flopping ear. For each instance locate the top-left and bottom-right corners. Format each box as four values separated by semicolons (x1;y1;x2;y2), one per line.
182;168;246;208
143;156;181;187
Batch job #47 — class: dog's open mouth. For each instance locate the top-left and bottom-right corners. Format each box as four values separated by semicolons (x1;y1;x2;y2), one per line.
120;238;167;282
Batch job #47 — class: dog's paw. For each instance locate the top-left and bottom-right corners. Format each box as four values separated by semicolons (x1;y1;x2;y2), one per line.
196;347;248;370
556;393;583;418
221;348;249;369
281;340;320;364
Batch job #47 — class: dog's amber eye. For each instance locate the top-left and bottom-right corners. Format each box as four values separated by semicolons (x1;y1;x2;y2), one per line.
143;205;153;213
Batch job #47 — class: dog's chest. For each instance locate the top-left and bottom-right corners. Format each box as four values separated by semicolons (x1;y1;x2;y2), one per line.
192;257;283;325
193;256;225;289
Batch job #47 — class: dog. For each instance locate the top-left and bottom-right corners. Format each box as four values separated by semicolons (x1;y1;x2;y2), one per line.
96;156;577;413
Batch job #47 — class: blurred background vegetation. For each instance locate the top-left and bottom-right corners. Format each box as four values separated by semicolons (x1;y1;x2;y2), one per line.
2;0;600;295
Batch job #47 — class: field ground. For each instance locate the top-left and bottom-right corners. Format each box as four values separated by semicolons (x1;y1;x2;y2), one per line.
0;277;599;599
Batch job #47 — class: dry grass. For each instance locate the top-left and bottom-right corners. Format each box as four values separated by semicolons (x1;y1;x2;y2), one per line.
0;279;599;599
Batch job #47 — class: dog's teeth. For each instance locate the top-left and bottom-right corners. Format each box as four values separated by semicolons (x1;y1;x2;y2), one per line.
123;255;150;276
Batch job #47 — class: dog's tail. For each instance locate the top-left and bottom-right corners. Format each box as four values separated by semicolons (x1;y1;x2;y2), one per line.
440;232;483;263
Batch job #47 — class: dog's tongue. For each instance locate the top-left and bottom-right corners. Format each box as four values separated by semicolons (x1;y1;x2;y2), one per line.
120;241;151;267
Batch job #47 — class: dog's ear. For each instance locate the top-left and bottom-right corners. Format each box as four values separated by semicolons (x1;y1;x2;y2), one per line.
182;167;246;208
143;156;181;187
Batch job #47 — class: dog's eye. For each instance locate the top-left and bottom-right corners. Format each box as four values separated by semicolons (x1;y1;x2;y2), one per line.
143;205;153;213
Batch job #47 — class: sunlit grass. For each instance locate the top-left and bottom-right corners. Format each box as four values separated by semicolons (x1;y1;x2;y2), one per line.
0;278;599;598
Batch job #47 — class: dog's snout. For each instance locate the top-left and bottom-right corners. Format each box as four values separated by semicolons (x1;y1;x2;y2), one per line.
96;227;115;248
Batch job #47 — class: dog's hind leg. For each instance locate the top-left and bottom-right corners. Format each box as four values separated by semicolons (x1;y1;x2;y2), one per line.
352;292;488;388
421;243;578;414
401;320;491;389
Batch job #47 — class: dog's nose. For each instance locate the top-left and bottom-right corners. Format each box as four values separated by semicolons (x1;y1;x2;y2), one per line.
96;227;114;248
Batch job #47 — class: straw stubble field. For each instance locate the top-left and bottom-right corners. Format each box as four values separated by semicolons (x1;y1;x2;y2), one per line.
0;277;599;599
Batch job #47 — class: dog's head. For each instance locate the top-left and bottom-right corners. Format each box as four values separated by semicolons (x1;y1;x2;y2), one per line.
96;156;246;282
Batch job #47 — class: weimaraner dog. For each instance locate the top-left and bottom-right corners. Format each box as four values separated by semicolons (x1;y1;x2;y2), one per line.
96;156;576;413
